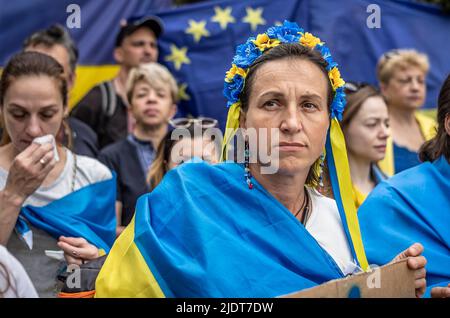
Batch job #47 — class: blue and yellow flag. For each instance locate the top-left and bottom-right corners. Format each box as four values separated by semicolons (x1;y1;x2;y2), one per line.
17;175;117;253
2;0;449;126
96;162;346;298
359;156;450;297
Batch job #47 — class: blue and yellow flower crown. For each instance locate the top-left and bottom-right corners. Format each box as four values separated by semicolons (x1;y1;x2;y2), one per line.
223;21;346;120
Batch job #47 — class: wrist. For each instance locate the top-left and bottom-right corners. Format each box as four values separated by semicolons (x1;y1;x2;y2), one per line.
1;188;26;207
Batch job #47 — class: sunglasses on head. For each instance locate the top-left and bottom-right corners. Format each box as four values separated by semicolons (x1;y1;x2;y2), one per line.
169;117;218;128
344;81;371;94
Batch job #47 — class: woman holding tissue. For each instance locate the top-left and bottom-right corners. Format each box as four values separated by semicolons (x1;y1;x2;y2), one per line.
0;52;116;297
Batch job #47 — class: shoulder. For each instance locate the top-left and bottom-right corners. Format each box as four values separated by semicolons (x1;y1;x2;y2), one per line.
98;139;133;166
100;139;131;157
73;152;112;182
68;117;97;138
415;112;437;139
308;188;339;213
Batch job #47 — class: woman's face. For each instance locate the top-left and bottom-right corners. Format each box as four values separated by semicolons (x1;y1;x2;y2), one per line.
343;96;390;163
242;58;330;176
168;136;218;170
382;66;426;110
130;80;176;128
1;75;64;153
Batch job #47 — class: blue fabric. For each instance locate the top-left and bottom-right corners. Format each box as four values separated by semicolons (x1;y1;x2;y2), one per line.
17;175;117;253
133;161;345;297
126;134;155;176
393;142;421;173
371;164;387;184
359;156;450;295
1;0;449;129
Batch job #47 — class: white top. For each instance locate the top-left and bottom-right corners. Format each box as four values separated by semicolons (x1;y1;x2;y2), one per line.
0;245;38;298
305;188;357;275
0;149;112;207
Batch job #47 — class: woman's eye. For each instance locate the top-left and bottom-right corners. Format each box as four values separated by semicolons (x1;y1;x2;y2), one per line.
41;112;55;119
11;112;26;119
263;100;279;108
137;94;147;98
302;102;317;111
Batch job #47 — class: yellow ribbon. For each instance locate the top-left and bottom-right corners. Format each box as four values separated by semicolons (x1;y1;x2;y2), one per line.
330;119;369;270
221;102;241;161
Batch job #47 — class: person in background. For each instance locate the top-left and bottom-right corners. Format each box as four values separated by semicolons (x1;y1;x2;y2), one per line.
148;120;219;191
98;63;176;236
340;82;389;209
359;73;450;298
376;49;436;175
0;52;116;298
71;16;164;149
23;24;99;158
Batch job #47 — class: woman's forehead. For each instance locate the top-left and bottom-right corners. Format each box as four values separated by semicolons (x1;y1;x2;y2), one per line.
251;58;329;97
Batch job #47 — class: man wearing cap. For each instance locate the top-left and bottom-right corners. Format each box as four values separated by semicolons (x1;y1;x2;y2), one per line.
71;16;164;149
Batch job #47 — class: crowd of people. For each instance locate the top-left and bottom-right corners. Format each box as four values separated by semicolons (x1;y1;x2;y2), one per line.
0;17;448;298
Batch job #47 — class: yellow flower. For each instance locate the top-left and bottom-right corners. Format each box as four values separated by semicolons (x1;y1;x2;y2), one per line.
328;67;345;90
252;33;280;51
300;32;323;48
225;64;247;82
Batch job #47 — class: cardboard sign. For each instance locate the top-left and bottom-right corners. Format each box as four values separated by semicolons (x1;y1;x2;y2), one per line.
280;259;416;298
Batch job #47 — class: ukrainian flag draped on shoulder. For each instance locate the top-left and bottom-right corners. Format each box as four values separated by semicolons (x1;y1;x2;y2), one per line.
359;156;450;296
96;162;345;298
17;175;117;253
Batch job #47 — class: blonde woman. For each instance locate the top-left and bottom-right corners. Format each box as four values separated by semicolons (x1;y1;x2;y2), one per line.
377;49;436;175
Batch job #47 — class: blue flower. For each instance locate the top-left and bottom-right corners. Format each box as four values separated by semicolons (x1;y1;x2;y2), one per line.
232;39;261;68
223;75;245;107
316;44;337;71
330;88;346;120
267;20;303;43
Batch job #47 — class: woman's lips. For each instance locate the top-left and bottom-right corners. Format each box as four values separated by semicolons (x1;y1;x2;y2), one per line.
277;142;307;152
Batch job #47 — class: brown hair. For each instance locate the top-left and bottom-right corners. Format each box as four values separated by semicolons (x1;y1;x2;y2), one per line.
341;84;383;130
239;43;333;187
147;125;211;190
0;51;67;145
419;74;450;162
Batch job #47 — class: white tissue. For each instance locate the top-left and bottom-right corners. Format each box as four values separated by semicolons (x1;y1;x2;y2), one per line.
45;250;65;261
32;134;59;162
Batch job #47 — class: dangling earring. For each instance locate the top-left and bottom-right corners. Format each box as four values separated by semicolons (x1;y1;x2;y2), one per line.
319;152;325;188
244;135;254;189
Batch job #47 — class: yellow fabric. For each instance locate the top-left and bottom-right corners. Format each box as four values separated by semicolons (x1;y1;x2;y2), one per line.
220;102;241;161
95;216;165;298
378;111;437;176
330;119;369;271
69;65;119;109
352;185;367;210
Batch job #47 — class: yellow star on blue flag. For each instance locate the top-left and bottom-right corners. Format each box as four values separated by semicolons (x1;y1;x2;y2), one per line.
164;44;191;70
242;7;266;31
185;19;210;43
211;6;236;30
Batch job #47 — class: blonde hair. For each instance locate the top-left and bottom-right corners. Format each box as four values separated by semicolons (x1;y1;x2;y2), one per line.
377;49;429;84
126;63;178;104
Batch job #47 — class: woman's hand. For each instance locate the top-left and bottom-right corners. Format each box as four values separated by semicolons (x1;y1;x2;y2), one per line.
431;283;450;298
3;142;56;206
57;236;100;266
391;243;427;298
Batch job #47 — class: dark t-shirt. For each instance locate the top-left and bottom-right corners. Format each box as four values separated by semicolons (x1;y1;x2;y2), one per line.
98;138;150;226
70;81;128;149
67;117;99;158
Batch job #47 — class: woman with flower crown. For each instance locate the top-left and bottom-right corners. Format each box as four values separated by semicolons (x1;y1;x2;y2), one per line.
95;21;427;298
